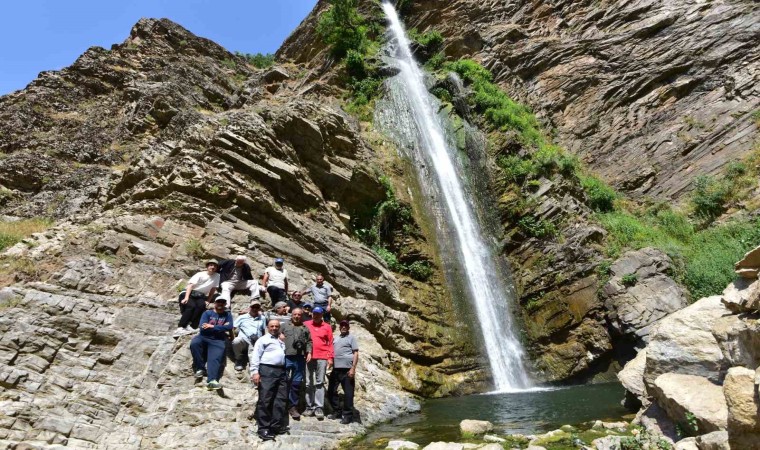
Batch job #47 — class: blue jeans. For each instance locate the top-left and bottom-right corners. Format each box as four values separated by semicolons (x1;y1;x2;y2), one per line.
189;335;226;382
285;355;306;406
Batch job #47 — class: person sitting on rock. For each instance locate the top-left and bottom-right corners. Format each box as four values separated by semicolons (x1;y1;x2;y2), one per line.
189;297;233;390
174;260;220;338
263;258;289;305
232;301;266;372
265;301;291;327
286;290;306;313
217;255;261;310
305;274;334;323
303;306;333;420
250;319;288;441
279;307;312;420
327;320;359;424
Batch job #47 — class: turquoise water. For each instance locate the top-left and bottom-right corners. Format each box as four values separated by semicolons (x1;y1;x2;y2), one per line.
356;382;630;447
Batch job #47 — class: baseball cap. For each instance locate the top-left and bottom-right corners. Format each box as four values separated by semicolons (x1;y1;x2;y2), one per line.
303;303;313;309
214;297;227;303
274;258;284;264
250;300;261;307
312;306;325;314
339;320;349;327
206;259;219;266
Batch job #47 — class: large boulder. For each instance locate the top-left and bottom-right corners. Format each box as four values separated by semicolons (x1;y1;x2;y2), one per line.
721;277;760;314
723;367;760;449
712;313;760;371
735;245;760;280
618;349;648;404
650;373;728;433
459;419;493;436
603;248;688;343
695;431;729;450
645;296;729;386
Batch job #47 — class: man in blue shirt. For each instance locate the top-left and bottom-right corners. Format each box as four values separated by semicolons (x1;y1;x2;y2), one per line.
189;298;233;390
232;301;266;371
250;320;288;441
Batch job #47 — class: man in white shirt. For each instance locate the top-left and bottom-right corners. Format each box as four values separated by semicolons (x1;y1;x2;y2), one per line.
232;301;266;371
250;320;288;441
263;258;288;306
173;260;220;338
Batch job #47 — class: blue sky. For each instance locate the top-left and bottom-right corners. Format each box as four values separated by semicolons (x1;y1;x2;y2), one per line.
0;0;318;95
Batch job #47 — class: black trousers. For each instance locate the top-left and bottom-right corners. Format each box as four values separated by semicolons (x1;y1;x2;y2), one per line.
256;364;288;433
178;292;206;328
267;286;287;305
327;368;355;418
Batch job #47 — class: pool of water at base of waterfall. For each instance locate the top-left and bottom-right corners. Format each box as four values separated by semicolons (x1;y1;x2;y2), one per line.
352;382;632;448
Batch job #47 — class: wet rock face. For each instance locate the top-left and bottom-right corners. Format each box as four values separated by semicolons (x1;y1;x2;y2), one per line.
396;0;760;200
0;17;483;449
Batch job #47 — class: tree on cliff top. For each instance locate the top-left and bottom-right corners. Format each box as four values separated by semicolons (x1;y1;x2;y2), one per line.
317;0;368;58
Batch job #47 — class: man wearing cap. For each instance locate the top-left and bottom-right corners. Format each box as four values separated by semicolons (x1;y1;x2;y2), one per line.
174;260;220;338
305;274;334;323
232;301;267;371
263;258;289;306
303;306;333;420
217;255;260;310
189;297;233;390
301;303;313;322
265;301;291;327
327;320;359;424
279;307;312;419
250;319;288;441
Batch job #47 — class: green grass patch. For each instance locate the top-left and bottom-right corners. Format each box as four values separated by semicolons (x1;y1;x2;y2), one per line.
0;219;53;252
598;208;760;300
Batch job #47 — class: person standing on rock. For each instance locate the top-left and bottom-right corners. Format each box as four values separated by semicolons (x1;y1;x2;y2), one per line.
303;307;333;420
263;258;289;306
305;274;334;323
189;297;233;390
286;290;306;313
327;320;359;424
217;256;261;310
250;319;288;441
174;260;221;338
232;301;266;372
279;307;312;420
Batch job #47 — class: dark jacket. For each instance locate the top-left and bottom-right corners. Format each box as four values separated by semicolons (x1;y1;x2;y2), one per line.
280;322;313;356
217;259;254;283
199;310;233;340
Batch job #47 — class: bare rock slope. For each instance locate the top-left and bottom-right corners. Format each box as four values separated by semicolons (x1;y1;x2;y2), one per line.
0;18;483;449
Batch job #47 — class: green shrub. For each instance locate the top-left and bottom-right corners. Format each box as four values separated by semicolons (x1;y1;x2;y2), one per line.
410;29;443;51
317;0;368;58
408;261;434;281
621;273;638;287
425;52;445;70
580;175;617;212
691;175;730;222
235;52;275;69
497;155;535;182
518;216;557;238
345;49;367;78
184;239;205;258
445;59;492;84
374;246;404;272
430;86;452;103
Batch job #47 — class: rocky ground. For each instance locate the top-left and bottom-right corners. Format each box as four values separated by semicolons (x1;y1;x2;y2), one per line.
0;17;483;449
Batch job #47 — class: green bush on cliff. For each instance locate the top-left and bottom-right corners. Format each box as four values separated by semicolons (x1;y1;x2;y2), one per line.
690;175;730;223
409;28;444;52
580;175;617;212
235;52;275;69
317;0;369;58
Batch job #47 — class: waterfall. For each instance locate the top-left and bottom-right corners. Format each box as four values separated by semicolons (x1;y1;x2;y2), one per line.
380;2;531;391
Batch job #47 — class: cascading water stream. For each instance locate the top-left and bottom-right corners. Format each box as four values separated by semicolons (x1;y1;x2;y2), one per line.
381;2;531;391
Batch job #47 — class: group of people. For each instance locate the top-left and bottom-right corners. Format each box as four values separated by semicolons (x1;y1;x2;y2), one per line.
173;256;358;441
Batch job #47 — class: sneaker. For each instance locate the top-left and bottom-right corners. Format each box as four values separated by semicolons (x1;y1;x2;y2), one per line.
340;416;352;425
315;407;324;420
257;430;275;441
234;365;244;372
327;412;340;420
194;369;206;378
288;406;301;420
302;408;315;417
207;380;221;390
184;325;197;334
172;327;185;338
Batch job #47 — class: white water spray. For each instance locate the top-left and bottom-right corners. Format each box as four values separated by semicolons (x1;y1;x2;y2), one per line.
381;2;531;391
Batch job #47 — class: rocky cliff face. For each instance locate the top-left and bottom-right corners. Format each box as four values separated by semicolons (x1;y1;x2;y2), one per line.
0;18;484;449
278;0;760;385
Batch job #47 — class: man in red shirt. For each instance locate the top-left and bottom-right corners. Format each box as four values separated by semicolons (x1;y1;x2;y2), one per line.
303;307;333;420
